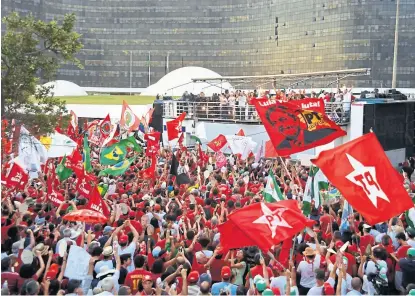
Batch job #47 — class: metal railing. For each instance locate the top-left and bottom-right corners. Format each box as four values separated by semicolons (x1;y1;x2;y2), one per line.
162;100;351;125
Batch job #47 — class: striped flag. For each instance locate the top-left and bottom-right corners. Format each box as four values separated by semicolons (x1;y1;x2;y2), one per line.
263;170;285;202
302;166;329;216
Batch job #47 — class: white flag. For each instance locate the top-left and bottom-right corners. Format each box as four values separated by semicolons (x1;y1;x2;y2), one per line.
195;122;207;140
225;135;257;160
255;142;264;163
18;126;47;172
40;131;77;158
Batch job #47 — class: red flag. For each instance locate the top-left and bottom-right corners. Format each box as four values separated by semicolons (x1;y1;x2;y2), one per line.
144;132;161;143
197;144;208;168
66;149;85;176
87;187;110;216
101;124;121;148
218;200;314;252
5;163;28;190
166;112;186;141
289;98;326;114
76;176;92;197
278;238;293;268
236;129;245;136
311;133;413;225
120;100;140;132
178;133;184;148
144;132;161;157
145;108;154;125
253;99;346;156
142;154;157;180
47;178;65;207
207;134;227;152
265;140;279;158
99;114;112;140
66;125;76;140
70;110;78;129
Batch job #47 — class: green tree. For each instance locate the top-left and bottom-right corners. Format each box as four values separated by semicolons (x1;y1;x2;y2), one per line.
1;12;83;135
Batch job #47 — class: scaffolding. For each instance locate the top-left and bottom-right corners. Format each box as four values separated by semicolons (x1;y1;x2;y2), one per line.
191;68;371;90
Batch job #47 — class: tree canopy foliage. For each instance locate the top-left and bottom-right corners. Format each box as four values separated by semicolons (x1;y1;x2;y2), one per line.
1;12;83;135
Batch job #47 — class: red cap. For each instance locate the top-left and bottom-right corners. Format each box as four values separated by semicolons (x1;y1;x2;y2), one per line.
119;235;129;244
201;186;207;191
335;241;344;249
143;274;153;282
129;211;135;218
323;282;335;295
221;266;231;279
188;271;200;282
154;204;161;211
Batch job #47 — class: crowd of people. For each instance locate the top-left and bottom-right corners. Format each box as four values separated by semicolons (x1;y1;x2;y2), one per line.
165;89;354;122
2;133;415;296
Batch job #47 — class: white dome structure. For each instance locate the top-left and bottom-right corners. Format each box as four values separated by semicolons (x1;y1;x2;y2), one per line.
42;80;88;97
140;67;233;97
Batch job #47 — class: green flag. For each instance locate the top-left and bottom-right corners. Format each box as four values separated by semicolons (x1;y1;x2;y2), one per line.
120;136;142;153
262;169;285;202
313;167;329;208
56;155;73;181
100;136;142;165
98;156;136;177
191;135;202;144
83;135;92;173
100;144;127;166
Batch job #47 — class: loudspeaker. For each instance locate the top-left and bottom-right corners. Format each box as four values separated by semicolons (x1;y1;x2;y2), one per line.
150;102;163;134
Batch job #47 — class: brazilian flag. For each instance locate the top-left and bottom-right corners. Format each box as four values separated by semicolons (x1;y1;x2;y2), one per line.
100;144;127;165
97;183;109;196
98;156;136;176
100;136;142;166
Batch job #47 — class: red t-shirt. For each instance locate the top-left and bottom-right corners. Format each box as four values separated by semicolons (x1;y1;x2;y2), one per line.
348;244;360;255
209;259;229;282
395;245;411;271
330;252;356;275
359;234;375;253
124;269;153;295
319;214;334;234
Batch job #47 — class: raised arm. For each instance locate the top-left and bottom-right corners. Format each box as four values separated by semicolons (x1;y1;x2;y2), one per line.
34;250;46;279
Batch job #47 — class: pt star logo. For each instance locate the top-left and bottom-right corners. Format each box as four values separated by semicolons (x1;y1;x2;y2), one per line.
345;153;389;208
253;203;292;238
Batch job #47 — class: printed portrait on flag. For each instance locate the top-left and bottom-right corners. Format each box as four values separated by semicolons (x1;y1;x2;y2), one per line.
254;99;346;156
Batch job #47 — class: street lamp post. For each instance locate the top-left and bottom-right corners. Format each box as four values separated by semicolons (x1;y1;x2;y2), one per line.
392;0;400;88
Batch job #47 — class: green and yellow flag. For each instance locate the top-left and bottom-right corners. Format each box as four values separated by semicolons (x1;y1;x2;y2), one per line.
97;183;109;196
98;156;136;177
100;136;142;166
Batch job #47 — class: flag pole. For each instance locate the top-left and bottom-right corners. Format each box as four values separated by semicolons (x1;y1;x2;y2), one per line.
279;156;295;183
